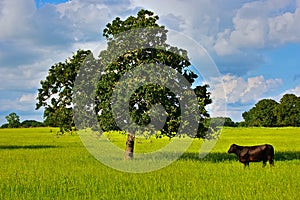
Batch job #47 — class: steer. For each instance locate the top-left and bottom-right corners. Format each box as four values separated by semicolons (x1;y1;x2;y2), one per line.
228;144;274;167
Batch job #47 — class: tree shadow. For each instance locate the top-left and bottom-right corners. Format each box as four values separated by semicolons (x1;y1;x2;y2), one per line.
274;151;300;161
0;145;60;150
179;151;300;162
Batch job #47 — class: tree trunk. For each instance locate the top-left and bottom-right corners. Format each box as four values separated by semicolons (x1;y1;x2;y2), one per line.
124;133;135;160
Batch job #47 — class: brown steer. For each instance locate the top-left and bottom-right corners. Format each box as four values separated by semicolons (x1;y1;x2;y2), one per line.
228;144;274;167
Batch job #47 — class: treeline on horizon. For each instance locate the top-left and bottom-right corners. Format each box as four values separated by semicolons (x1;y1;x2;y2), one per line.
1;93;299;129
241;93;300;127
210;93;300;128
1;119;45;128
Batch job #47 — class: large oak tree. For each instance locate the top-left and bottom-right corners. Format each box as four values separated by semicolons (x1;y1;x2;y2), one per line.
37;9;212;158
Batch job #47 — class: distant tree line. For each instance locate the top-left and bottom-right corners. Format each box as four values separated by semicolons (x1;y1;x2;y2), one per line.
241;94;300;127
206;117;237;128
205;93;300;128
1;112;45;128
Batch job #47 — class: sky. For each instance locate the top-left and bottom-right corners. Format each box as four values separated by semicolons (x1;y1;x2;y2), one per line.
0;0;300;125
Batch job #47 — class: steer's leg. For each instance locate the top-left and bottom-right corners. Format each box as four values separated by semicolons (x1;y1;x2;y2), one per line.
269;158;274;167
262;160;267;167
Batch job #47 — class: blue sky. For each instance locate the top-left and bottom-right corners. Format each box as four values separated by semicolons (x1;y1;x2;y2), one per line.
0;0;299;124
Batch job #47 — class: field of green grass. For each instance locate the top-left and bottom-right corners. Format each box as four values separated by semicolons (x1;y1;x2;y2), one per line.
0;127;299;199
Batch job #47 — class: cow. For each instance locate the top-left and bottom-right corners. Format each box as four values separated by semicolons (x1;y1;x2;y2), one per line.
228;144;274;167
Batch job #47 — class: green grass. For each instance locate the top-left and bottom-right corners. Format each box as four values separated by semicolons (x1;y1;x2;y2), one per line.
0;127;299;199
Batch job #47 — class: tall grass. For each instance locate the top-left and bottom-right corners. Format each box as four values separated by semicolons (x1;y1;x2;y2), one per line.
0;127;299;199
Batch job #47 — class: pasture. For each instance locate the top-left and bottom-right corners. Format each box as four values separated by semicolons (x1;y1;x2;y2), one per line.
0;127;299;199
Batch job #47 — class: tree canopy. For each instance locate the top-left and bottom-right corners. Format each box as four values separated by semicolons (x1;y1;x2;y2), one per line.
94;9;211;138
5;112;21;128
276;94;300;126
242;94;300;127
37;9;212;139
36;50;92;133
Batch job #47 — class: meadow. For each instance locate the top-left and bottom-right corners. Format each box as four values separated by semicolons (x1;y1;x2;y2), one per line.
0;127;299;199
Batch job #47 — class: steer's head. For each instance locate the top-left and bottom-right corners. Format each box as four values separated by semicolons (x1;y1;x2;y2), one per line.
228;144;237;153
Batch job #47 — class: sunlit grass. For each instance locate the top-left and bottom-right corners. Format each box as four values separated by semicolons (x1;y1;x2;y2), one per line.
0;127;299;199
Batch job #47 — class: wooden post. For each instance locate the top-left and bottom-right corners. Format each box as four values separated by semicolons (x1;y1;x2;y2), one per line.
124;133;135;160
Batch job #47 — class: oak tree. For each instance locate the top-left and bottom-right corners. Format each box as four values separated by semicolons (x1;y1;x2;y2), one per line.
37;10;212;159
94;9;211;159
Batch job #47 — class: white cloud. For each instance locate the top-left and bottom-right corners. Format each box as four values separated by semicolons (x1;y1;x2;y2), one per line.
0;57;59;91
160;13;186;31
209;74;283;104
214;29;240;56
206;74;283;121
19;93;37;103
260;84;300;106
0;0;134;94
230;17;267;49
281;85;300;97
0;0;36;39
268;8;300;44
213;0;300;55
0;96;35;112
131;0;241;47
0;0;138;125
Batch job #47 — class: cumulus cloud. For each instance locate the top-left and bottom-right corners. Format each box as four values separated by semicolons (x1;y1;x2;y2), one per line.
0;0;36;39
0;0;138;125
205;74;283;120
268;5;300;44
281;85;300;97
209;74;283;104
19;93;37;103
213;0;300;55
0;57;61;92
0;93;37;112
160;13;186;31
132;0;241;46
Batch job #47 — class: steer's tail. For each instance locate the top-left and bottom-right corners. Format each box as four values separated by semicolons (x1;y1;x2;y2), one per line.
267;144;275;166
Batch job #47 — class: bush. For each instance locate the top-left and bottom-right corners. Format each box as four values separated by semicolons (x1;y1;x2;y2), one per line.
21;120;45;128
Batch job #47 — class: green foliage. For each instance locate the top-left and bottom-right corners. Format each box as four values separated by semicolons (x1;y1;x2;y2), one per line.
275;94;300;126
5;112;21;128
1;118;44;129
95;9;211;138
207;117;236;127
21;120;44;128
242;94;300;127
36;50;92;133
103;10;161;40
243;99;279;127
1;123;8;128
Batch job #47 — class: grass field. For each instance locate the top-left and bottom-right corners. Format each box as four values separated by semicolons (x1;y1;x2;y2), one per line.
0;127;299;199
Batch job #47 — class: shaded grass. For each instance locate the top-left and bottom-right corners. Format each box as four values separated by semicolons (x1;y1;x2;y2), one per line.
180;151;300;163
0;145;59;150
